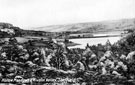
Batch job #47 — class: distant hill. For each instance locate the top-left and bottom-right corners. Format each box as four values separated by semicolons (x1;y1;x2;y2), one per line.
0;22;15;37
0;22;50;38
32;18;135;32
0;22;13;29
1;18;135;38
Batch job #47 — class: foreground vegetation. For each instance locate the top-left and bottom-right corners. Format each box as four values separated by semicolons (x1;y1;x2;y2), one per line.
0;31;135;85
0;22;135;85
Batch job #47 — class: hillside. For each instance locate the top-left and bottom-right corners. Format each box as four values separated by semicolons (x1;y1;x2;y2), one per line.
0;22;49;38
32;18;135;32
1;18;135;39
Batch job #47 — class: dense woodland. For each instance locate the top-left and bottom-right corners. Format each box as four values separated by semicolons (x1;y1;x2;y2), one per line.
0;23;135;85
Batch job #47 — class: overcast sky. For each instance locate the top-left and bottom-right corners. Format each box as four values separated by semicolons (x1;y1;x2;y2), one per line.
0;0;135;29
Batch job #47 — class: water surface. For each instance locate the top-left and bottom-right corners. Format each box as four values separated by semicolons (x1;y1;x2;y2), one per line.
69;37;121;49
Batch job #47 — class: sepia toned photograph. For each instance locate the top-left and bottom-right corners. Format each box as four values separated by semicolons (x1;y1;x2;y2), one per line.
0;0;135;85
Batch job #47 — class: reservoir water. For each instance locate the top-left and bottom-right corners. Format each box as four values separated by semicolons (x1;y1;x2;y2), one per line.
69;36;121;49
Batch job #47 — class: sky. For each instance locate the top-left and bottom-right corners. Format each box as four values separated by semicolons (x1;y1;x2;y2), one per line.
0;0;135;29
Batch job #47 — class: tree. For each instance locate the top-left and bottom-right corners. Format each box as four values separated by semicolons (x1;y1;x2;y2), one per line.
118;32;135;54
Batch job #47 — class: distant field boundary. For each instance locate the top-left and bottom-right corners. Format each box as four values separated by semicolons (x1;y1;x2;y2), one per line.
68;35;121;39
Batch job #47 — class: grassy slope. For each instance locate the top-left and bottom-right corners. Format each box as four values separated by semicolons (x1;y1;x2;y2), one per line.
32;18;135;33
